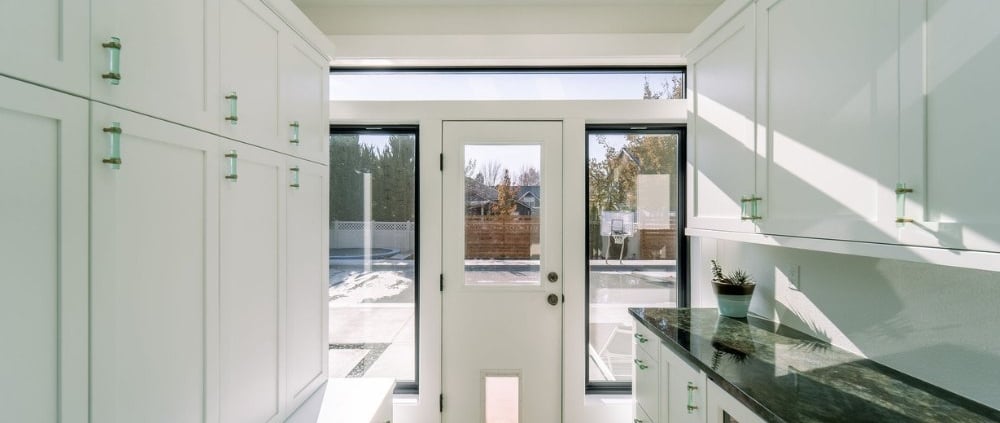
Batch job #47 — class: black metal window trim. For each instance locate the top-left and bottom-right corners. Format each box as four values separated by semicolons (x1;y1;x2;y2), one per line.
584;124;689;395
329;124;421;395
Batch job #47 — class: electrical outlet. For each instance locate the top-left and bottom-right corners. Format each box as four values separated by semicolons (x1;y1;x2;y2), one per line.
787;264;801;290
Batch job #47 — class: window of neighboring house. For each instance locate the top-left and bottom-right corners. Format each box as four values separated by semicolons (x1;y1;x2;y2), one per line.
329;68;686;101
329;126;419;394
585;125;687;394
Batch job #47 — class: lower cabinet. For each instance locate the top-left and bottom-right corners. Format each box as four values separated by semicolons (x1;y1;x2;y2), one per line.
0;76;89;423
706;381;766;423
632;328;766;423
661;344;706;423
219;140;284;423
90;102;327;422
91;102;221;423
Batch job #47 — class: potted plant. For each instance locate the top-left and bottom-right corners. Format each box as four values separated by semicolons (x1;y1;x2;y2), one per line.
710;259;756;318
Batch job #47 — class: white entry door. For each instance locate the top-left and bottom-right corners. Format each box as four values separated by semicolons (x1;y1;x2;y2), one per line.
442;121;563;423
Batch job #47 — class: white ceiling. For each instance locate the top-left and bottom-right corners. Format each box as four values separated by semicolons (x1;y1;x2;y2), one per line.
293;0;720;6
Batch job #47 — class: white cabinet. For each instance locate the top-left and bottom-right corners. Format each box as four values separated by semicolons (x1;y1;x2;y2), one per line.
218;140;284;423
661;344;707;423
756;0;899;244
633;336;659;422
90;102;221;423
285;160;329;404
280;32;330;163
91;0;221;132
896;0;1000;253
707;381;767;423
220;0;283;151
687;4;760;234
0;0;89;95
0;76;88;423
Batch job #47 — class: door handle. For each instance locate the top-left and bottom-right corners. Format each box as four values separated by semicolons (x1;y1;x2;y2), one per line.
546;293;559;306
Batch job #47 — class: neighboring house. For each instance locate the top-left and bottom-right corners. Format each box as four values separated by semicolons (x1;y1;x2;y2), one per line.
464;178;538;216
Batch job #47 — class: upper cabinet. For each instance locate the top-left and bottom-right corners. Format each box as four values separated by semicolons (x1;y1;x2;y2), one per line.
0;0;90;96
897;0;1000;253
687;5;760;234
687;0;1000;258
756;0;899;244
280;32;330;164
220;0;283;152
91;0;221;132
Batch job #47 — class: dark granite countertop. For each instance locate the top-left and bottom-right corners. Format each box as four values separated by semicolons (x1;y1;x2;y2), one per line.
629;308;1000;423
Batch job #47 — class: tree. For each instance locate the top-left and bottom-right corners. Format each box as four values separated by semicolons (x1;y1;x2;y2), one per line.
479;161;503;186
491;169;520;217
465;159;478;178
329;133;416;222
516;165;540;186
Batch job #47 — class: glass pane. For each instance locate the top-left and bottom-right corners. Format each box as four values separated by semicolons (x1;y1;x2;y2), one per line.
330;71;685;101
485;375;520;423
587;132;678;384
329;131;417;385
463;145;542;286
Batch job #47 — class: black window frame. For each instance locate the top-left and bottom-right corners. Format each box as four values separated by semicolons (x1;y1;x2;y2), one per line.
329;124;421;395
584;124;689;395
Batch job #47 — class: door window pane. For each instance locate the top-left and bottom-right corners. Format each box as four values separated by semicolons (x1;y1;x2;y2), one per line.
587;130;679;384
463;144;541;286
329;128;417;388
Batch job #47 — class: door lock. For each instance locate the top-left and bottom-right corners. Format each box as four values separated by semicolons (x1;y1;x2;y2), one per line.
547;293;559;306
547;272;558;282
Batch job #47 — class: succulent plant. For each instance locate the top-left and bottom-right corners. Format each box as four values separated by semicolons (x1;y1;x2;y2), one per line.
710;260;755;286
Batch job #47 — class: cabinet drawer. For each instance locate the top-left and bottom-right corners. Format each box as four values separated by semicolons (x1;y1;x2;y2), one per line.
634;345;659;422
633;322;658;358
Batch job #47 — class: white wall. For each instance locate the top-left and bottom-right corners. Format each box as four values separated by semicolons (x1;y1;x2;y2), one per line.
691;238;1000;409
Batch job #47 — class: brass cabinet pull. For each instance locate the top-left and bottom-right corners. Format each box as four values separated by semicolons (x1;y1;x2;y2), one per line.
289;166;300;188
895;183;914;225
740;195;763;220
687;382;699;414
289;121;300;144
102;122;122;169
224;150;238;180
634;333;648;343
633;359;648;370
225;92;238;124
101;37;122;85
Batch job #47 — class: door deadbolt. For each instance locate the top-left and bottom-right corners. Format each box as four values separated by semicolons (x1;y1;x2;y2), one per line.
547;293;559;306
547;272;558;283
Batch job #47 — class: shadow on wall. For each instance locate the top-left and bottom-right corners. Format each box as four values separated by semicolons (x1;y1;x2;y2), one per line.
701;239;1000;409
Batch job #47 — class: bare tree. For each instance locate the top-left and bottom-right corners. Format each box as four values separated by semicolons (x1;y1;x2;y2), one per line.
465;159;478;178
516;165;541;186
480;160;503;186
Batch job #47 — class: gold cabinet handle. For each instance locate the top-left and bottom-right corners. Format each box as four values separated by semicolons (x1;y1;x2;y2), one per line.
101;123;122;168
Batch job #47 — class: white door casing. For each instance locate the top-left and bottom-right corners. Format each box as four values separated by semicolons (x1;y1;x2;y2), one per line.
442;121;563;423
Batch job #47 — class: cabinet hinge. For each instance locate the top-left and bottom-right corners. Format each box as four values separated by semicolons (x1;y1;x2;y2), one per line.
440;153;443;171
440;274;444;292
440;393;444;412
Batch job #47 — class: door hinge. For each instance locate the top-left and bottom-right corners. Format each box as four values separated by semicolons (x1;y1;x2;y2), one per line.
440;393;444;412
439;153;443;171
440;274;444;292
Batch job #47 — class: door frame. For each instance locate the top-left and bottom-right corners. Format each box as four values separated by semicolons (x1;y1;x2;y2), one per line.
330;99;687;423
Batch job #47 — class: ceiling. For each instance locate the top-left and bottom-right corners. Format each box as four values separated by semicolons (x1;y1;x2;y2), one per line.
293;0;721;6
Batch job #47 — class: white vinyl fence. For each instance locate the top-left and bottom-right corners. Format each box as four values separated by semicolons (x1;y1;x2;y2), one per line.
330;221;415;252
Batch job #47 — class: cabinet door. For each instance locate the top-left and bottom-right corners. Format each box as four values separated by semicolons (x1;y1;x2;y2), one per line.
91;0;220;132
662;344;707;423
220;0;282;150
0;76;88;423
219;141;284;423
897;0;1000;252
285;160;328;406
687;5;760;233
707;381;767;423
90;102;220;423
756;0;898;243
280;33;329;163
0;0;89;95
633;344;659;422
